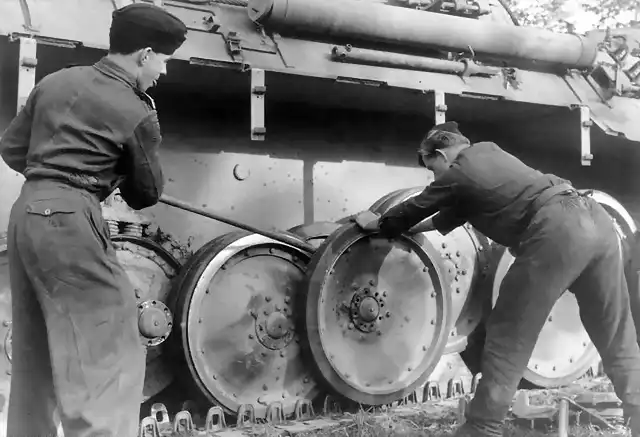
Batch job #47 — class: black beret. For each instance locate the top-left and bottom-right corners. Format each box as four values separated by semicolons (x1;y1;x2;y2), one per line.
110;3;188;55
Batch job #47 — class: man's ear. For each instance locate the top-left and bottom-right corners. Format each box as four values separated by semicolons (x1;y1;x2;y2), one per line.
435;149;448;161
137;47;153;66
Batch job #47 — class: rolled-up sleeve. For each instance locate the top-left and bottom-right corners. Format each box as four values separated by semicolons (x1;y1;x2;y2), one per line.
117;111;165;210
0;86;39;173
379;169;461;236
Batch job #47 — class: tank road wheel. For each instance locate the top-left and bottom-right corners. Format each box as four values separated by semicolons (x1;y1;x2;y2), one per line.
0;236;11;422
111;235;182;401
368;187;491;354
168;231;319;418
491;249;599;388
304;223;451;405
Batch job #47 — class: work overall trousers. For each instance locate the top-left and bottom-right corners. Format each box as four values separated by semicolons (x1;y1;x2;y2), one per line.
463;190;640;436
6;179;145;437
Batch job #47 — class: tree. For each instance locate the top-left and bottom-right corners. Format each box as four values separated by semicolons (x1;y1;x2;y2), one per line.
503;0;638;31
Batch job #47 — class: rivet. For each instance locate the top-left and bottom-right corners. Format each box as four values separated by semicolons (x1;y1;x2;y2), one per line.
382;291;387;297
553;366;556;371
282;393;286;399
276;305;281;311
263;384;268;390
266;296;272;302
456;251;461;256
456;288;461;294
407;367;412;371
377;331;382;336
280;351;285;357
385;312;391;318
430;292;436;298
430;320;435;325
365;382;371;387
369;279;375;286
461;270;467;275
261;352;267;357
284;296;290;304
548;316;553;322
348;323;354;329
441;243;447;248
304;377;309;383
422;345;427;351
423;267;428;272
198;318;203;323
249;334;254;339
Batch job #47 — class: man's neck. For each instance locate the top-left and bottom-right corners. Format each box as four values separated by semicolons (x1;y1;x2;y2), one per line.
105;53;139;78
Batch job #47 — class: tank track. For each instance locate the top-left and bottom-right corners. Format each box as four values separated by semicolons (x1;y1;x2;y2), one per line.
137;352;606;437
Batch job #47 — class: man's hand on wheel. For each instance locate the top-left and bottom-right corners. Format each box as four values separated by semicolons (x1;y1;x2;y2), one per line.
352;210;381;232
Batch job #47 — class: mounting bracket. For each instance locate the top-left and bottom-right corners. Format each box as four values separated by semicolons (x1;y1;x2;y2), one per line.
16;37;37;115
251;68;266;141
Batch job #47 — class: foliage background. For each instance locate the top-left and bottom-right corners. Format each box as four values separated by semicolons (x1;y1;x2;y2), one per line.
503;0;638;32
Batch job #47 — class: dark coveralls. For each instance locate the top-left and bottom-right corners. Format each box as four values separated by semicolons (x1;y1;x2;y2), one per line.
0;57;164;437
380;141;640;435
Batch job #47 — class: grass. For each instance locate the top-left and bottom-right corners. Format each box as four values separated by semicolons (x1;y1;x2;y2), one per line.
280;377;629;437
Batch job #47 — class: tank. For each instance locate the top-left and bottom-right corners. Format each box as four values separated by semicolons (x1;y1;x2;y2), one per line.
0;0;639;433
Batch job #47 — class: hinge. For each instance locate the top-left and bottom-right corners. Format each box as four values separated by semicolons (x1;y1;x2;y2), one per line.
433;90;447;124
251;68;266;141
221;31;250;71
16;37;37;115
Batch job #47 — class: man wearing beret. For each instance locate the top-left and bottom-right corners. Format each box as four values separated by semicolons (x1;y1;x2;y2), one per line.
0;4;186;436
355;122;640;436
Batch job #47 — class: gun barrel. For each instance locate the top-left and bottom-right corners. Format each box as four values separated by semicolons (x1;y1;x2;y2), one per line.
248;0;598;70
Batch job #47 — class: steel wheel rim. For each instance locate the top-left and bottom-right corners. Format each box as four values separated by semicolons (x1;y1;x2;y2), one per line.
304;223;451;405
172;232;319;417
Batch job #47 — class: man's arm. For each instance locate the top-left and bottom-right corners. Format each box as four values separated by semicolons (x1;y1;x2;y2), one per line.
0;86;39;173
379;170;460;236
117;111;165;210
430;207;467;235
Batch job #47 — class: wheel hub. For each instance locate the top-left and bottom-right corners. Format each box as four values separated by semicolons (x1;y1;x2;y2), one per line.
138;300;173;346
256;303;294;349
349;286;386;331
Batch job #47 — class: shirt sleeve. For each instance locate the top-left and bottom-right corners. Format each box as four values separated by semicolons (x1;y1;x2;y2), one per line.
117;111;165;210
432;207;467;235
0;85;39;174
379;168;461;236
